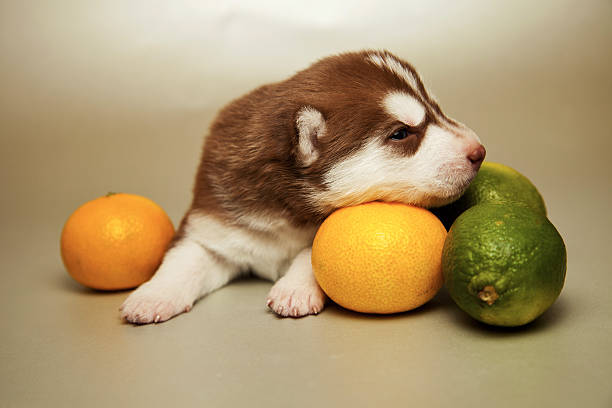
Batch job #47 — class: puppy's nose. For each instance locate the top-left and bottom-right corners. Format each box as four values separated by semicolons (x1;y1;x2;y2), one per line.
468;144;486;170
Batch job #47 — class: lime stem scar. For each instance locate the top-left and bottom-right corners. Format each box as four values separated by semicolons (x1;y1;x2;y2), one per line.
478;285;499;305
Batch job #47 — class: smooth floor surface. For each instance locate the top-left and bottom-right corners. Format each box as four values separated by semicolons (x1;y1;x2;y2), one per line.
1;1;611;407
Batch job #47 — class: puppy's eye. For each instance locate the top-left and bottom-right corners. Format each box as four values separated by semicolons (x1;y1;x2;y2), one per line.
389;127;410;141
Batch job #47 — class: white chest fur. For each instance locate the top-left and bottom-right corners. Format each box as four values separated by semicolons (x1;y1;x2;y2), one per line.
184;212;318;281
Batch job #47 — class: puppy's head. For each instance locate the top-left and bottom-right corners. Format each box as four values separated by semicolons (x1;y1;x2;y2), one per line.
291;50;485;212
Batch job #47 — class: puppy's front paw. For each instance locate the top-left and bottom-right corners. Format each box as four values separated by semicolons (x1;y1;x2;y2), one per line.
119;282;193;324
266;276;326;318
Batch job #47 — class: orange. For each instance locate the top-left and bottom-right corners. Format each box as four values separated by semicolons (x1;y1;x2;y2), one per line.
312;202;447;314
60;193;174;290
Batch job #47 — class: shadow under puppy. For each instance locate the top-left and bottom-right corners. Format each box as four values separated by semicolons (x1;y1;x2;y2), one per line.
120;50;485;324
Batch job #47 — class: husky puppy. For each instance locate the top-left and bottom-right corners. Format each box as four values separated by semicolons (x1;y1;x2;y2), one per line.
120;50;485;324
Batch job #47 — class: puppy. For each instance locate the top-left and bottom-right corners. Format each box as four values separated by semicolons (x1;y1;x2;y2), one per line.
120;50;485;324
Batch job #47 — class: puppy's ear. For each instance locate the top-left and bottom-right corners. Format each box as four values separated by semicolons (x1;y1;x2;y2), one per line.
295;106;326;167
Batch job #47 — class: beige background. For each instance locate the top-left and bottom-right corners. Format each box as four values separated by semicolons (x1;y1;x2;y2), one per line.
1;1;611;407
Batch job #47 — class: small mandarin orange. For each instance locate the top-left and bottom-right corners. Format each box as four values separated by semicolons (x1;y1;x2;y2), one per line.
60;193;174;290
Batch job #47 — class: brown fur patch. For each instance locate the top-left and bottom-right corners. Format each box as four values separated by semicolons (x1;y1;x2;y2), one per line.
187;50;436;228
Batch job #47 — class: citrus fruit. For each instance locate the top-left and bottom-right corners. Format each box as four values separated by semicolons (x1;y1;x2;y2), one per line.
60;193;175;290
442;203;566;326
433;161;546;229
311;202;447;314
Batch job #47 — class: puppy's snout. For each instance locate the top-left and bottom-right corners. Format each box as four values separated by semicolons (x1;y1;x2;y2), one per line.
467;144;486;170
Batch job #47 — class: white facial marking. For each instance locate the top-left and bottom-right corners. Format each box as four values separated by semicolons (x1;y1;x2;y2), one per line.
296;106;326;166
367;53;420;92
314;123;480;211
459;122;482;144
368;52;446;124
383;91;426;126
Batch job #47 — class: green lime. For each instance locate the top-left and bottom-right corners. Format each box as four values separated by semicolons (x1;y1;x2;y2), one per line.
433;162;547;229
442;203;566;327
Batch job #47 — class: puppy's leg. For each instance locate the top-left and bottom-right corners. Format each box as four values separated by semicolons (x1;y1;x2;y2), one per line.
120;234;240;324
266;248;327;317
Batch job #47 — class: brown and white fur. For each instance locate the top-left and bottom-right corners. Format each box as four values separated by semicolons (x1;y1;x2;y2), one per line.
120;50;485;324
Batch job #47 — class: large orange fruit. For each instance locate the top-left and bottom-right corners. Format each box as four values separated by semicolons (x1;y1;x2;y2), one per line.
312;202;447;314
60;193;174;290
